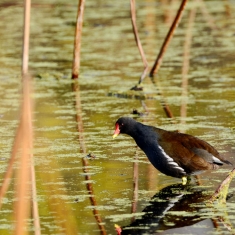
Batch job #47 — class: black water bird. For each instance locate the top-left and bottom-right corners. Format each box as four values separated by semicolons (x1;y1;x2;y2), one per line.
113;117;232;184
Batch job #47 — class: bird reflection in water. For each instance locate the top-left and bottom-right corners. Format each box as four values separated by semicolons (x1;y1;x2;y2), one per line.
120;183;232;235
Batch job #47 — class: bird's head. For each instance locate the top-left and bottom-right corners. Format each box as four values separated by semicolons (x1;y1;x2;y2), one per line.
113;117;136;138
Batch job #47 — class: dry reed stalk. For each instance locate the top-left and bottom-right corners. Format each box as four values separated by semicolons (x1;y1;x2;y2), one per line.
0;124;22;210
14;74;33;235
73;81;107;235
131;149;139;223
196;0;217;30
152;80;175;121
209;168;235;233
223;0;231;17
38;164;79;234
144;78;175;121
0;76;40;234
72;0;85;79
22;0;31;75
160;0;171;25
180;8;196;130
15;0;36;233
130;0;149;84
30;157;41;235
161;0;178;26
162;101;174;120
209;168;235;204
155;79;175;120
22;0;41;233
150;0;188;77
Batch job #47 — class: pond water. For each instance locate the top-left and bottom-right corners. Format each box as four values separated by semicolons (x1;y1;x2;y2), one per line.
1;0;235;234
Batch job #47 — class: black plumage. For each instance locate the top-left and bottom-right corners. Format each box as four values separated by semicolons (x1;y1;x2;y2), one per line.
113;117;232;183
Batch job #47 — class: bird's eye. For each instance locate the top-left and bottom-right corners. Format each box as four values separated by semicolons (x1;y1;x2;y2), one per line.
118;123;124;129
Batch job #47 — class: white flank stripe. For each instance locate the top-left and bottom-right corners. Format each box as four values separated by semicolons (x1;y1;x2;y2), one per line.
212;156;223;164
158;145;186;174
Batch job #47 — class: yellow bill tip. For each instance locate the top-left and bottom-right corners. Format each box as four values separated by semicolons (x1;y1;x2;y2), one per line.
113;133;118;139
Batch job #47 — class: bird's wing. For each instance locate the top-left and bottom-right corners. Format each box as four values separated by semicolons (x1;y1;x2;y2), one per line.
157;131;231;173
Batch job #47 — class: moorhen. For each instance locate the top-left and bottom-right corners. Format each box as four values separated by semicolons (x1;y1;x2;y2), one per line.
113;117;232;184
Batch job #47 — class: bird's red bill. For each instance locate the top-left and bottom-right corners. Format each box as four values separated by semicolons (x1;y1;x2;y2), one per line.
113;123;120;138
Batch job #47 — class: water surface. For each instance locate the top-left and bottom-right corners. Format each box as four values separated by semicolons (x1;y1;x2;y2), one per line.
0;0;235;234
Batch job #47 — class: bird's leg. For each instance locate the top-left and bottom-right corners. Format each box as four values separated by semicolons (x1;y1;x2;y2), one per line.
182;176;187;185
182;176;191;185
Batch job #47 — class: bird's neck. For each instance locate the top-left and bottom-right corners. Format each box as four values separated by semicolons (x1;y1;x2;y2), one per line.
129;123;159;145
